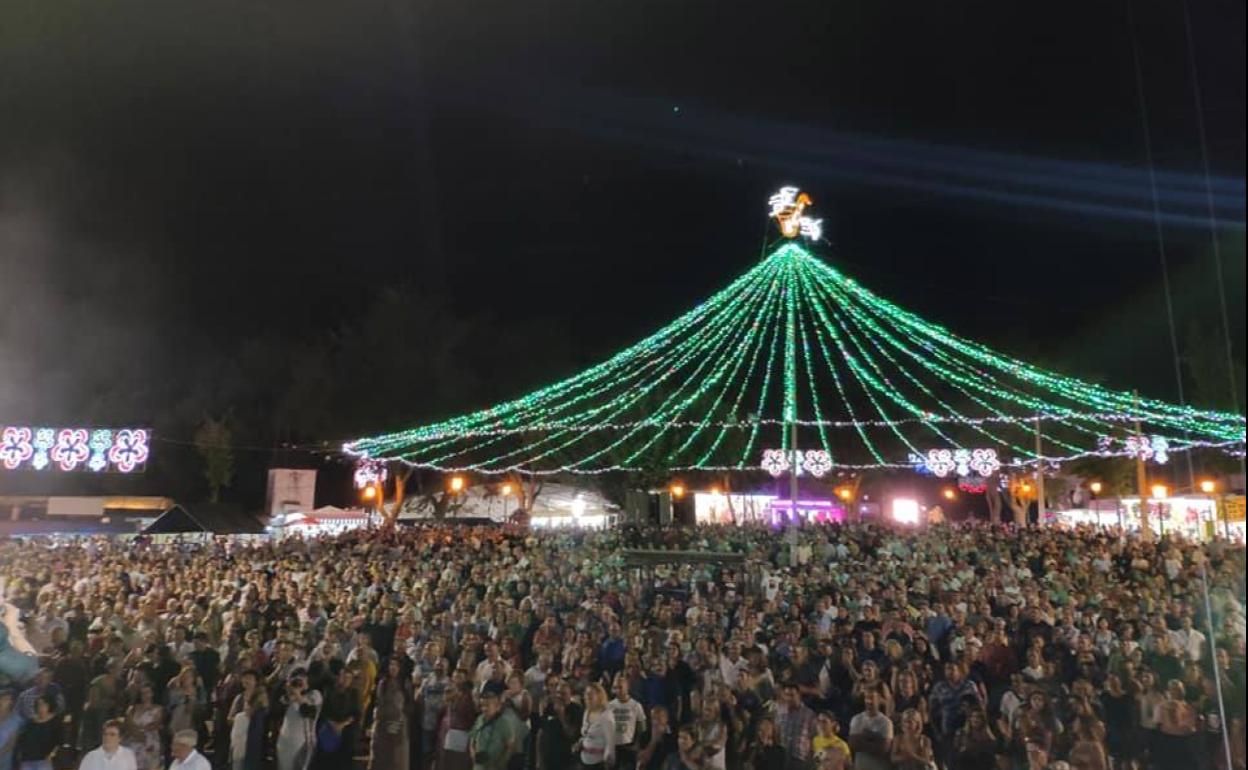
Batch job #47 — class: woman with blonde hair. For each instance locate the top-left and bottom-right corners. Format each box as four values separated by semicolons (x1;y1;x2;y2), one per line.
890;708;933;770
578;683;616;769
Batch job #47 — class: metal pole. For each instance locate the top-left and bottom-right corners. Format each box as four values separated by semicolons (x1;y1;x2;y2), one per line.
1199;562;1234;770
783;255;800;526
1133;392;1150;537
789;422;799;524
1034;417;1045;525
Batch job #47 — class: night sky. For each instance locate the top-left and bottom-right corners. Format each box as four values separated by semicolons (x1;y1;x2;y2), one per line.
1;0;1244;503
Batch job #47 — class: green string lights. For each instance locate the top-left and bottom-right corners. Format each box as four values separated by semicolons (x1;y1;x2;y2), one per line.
344;242;1245;474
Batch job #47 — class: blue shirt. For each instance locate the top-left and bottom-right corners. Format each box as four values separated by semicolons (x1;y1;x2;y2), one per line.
0;711;26;770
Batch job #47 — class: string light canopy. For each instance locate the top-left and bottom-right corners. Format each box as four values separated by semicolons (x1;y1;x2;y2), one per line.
344;190;1245;475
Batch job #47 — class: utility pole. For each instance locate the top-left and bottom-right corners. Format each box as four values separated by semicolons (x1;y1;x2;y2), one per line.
1034;417;1045;525
1133;392;1150;537
784;256;800;523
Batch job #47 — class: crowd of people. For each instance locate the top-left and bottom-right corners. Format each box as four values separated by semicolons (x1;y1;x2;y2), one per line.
0;520;1244;770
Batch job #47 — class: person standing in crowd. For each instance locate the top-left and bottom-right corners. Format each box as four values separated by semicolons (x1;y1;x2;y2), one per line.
810;713;849;770
441;681;477;770
0;690;22;770
847;690;892;770
927;662;983;765
276;671;321;770
668;726;702;770
125;684;163;770
889;708;933;770
638;705;677;770
743;716;785;770
78;719;137;770
579;683;616;770
227;671;268;770
468;690;515;770
14;694;58;770
416;659;451;770
312;664;359;770
1155;679;1199;769
538;679;582;770
168;730;212;770
950;708;996;770
774;684;817;770
610;674;647;770
370;657;412;770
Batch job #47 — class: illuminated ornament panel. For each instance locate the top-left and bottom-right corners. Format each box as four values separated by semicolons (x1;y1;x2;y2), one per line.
1100;434;1171;464
957;475;989;494
760;448;833;478
909;447;1001;478
768;187;823;241
353;459;388;489
0;426;151;473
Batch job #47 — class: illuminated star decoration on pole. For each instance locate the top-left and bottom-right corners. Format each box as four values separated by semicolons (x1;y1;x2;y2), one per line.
344;192;1245;475
768;186;823;241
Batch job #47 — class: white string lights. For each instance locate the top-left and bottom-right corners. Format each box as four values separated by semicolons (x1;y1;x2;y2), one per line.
343;193;1245;475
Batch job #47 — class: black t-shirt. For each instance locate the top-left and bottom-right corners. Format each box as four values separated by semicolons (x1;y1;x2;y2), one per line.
190;647;222;692
17;718;60;762
539;700;584;765
643;730;679;770
322;684;362;724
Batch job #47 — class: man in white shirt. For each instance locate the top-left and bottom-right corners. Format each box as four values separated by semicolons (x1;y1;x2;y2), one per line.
474;642;512;692
608;675;647;769
1170;616;1207;661
848;691;894;770
79;720;137;770
167;729;211;770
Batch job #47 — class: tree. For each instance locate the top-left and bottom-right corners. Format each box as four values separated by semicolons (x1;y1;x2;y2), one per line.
502;471;545;515
193;416;234;502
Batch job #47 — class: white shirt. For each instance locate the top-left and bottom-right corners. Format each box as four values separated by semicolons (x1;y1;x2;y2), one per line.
168;749;212;770
79;745;138;770
607;697;647;746
474;658;512;690
1171;628;1207;661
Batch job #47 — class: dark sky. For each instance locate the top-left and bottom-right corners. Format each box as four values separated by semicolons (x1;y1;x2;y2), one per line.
0;0;1244;500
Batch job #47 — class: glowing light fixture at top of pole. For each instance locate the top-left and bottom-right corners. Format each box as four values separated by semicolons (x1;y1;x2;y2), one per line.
1151;483;1168;499
1199;479;1216;494
769;187;823;241
1089;481;1103;495
449;475;466;493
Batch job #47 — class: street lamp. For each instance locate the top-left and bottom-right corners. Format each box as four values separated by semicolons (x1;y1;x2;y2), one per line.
669;482;685;500
449;475;466;494
1151;484;1168;537
1089;481;1103;495
942;487;956;501
1199;479;1216;494
836;486;853;502
361;484;377;501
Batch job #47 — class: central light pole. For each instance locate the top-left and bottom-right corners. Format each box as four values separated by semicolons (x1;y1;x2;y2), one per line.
784;259;800;524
